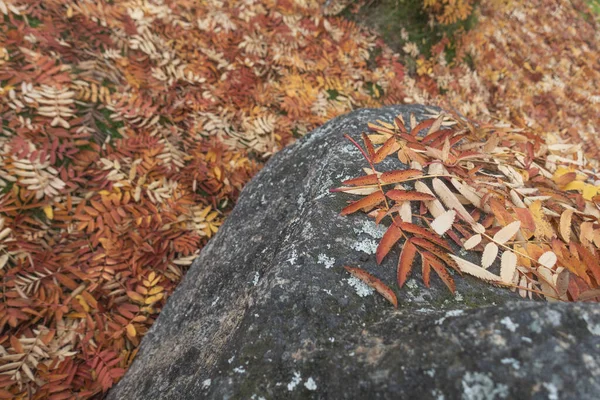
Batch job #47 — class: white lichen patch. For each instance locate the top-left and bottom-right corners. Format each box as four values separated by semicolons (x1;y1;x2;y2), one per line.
286;249;298;266
317;253;335;269
287;372;302;391
406;279;419;290
500;316;519;332
252;271;260;286
546;309;562;327
500;358;521;370
581;311;600;336
351;238;378;254
436;309;464;325
347;276;374;297
353;219;387;239
233;366;246;374
454;291;464;302
461;372;509;400
543;382;559;400
304;377;317;391
202;379;211;389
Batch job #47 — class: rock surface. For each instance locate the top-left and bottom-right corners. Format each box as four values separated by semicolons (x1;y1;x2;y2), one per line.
108;105;600;400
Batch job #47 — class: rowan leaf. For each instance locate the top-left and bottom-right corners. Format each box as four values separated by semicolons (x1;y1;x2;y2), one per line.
423;252;455;293
538;251;558;269
397;239;417;288
340;191;386;216
380;169;423;184
449;255;502;283
500;251;517;285
376;224;403;264
386;190;435;202
431;209;456;235
481;243;499;269
463;234;482;250
559;209;573;243
344;266;398;308
493;221;521;244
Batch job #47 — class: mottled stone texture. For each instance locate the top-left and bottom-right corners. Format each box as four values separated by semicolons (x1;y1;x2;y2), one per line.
109;105;600;400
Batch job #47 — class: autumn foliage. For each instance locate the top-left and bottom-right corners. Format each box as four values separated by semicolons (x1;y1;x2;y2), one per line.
337;111;600;306
0;0;599;398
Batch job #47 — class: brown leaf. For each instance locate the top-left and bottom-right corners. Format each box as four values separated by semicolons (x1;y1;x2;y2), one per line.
376;223;403;264
397;239;417;287
386;190;435;202
362;132;376;159
422;257;431;288
559;209;573;243
344;266;398;308
340;191;386;216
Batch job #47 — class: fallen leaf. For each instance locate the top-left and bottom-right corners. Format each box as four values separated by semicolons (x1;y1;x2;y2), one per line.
463;234;482;250
559;209;573;243
538;251;558;269
380;169;423;184
340;191;386;216
344;266;398;308
397;239;417;288
493;221;521;244
481;242;499;269
449;254;502;283
376;224;403;264
386;190;435;202
500;251;517;285
431;209;456;235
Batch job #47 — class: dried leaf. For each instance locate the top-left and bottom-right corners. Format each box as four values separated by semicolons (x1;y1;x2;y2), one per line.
397;239;417;288
538;251;557;269
431;209;456;235
379;169;423;184
481;242;499;269
463;234;482;250
342;174;379;186
340;191;386;216
344;266;398;308
500;251;517;284
397;221;452;251
376;224;403;264
559;209;573;243
432;178;475;223
449;254;502;283
423;252;455;293
386;190;435;202
492;221;521;244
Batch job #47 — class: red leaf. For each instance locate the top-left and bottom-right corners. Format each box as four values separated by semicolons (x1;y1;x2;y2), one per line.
386;190;435;202
397;239;417;287
376;223;403;264
423;252;456;293
397;222;452;251
344;266;398;308
342;174;379;186
410;118;434;136
422;258;431;288
380;169;423;184
340;191;386;216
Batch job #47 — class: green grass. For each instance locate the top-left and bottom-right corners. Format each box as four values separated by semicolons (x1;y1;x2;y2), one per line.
341;0;478;73
587;0;600;15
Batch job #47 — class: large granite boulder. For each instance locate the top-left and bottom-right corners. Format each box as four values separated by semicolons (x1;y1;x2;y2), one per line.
108;105;600;400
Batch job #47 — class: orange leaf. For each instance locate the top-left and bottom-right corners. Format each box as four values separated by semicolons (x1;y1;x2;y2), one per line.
421;257;431;288
340;191;385;216
380;169;423;184
342;174;379;186
400;223;452;251
423;252;455;293
344;266;398;308
376;223;403;264
386;190;435;202
373;136;397;163
362;132;376;159
397;239;417;287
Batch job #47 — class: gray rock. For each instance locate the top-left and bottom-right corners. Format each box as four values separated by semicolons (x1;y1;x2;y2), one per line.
108;105;600;400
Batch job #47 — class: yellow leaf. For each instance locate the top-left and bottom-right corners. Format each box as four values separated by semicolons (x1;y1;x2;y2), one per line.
43;205;54;219
582;184;599;201
126;324;137;339
563;180;585;191
529;201;555;240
